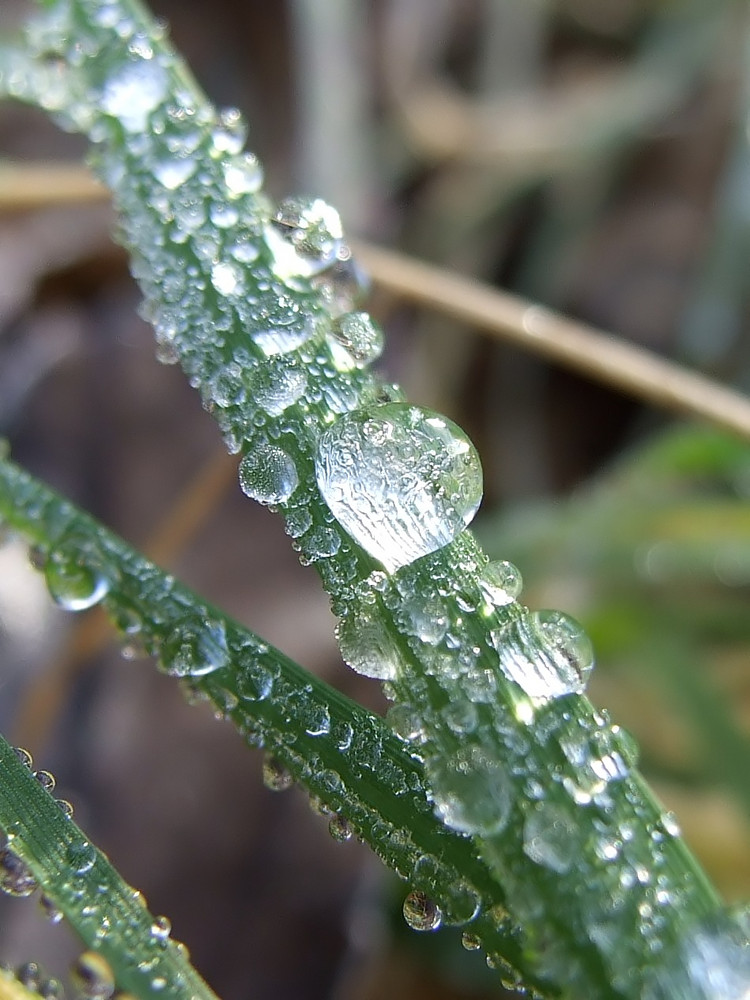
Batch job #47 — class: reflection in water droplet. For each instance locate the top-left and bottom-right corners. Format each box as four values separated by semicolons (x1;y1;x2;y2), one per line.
461;932;481;951
479;560;523;606
66;841;96;876
427;745;513;837
265;196;343;281
239;444;298;505
249;358;307;416
327;312;383;371
0;847;37;897
315;404;483;573
44;549;110;612
100;59;167;132
336;607;403;681
403;890;442;932
492;609;593;703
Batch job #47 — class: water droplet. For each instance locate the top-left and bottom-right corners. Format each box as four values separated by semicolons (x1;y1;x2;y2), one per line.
304;705;331;737
39;894;64;925
239;444;298;505
17;962;41;991
44;549;110;612
34;770;56;792
152;156;196;190
387;703;425;742
312;248;370;317
13;747;33;769
461;932;481;951
328;814;353;842
304;526;341;560
0;847;37;896
211;107;246;155
327;312;383;371
443;700;478;735
479;560;523;606
523;801;578;874
39;978;64;1000
248;358;307;416
57;799;74;819
100;59;167;132
151;915;171;942
266;197;343;280
223;153;263;196
70;951;115;1000
403;890;442;932
66;841;96;876
315;403;483;573
491;609;594;703
262;755;293;792
211;260;241;296
236;660;275;701
336;607;403;680
427;745;513;837
158;617;229;677
441;879;481;926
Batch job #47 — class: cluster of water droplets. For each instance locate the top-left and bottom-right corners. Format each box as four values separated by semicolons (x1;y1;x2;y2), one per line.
1;962;64;1000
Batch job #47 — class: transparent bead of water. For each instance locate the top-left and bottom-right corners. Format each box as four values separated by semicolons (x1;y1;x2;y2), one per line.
491;609;594;703
70;951;115;1000
211;260;242;296
158;617;229;677
462;932;481;951
211;107;246;156
34;769;56;792
328;814;353;843
17;962;41;992
427;745;513;837
40;894;64;925
44;550;110;612
312;247;370;317
66;840;96;876
152;156;196;190
479;560;523;606
315;403;483;573
403;891;442;932
335;607;403;680
523;801;578;874
327;312;383;371
239;444;298;505
266;196;343;279
248;358;307;416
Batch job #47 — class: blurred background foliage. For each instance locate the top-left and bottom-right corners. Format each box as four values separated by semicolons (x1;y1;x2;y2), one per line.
0;1;749;998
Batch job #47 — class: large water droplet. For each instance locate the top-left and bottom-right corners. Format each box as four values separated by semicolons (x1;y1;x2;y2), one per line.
100;59;167;132
335;607;403;680
158;617;229;677
523;801;578;874
315;403;483;573
491;609;594;703
427;745;513;837
327;312;383;371
239;444;298;505
479;560;523;606
265;196;343;280
403;891;442;932
43;547;110;612
70;951;115;1000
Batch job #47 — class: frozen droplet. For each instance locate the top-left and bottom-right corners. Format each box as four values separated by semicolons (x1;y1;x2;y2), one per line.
0;847;37;897
239;445;298;505
443;700;478;735
387;703;425;742
304;705;331;737
211;260;242;296
223;153;263;196
266;196;343;280
66;841;96;875
328;814;353;842
43;549;110;612
262;755;293;792
70;951;115;1000
523;801;578;874
304;526;341;560
315;404;483;573
479;560;523;606
100;59;167;132
327;312;383;371
248;358;307;416
336;607;403;680
252;318;317;358
236;660;275;701
158;617;229;677
491;609;594;703
284;506;313;539
427;745;512;837
400;596;448;645
403;891;442;932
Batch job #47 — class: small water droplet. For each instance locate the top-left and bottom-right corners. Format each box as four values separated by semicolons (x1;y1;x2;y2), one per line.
66;841;96;876
335;607;403;681
151;915;171;942
39;977;64;1000
13;747;33;769
152;156;196;190
461;932;481;951
249;357;307;416
266;197;343;280
239;444;298;505
57;799;74;819
479;560;523;606
210;107;246;155
387;703;425;742
17;962;41;991
34;770;56;792
262;755;293;792
211;260;241;296
39;894;64;924
328;814;353;842
315;403;483;573
0;847;37;897
403;890;442;932
400;595;448;645
70;951;115;1000
443;700;478;735
223;153;263;195
43;548;110;612
100;59;167;132
158;617;229;677
492;609;594;703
